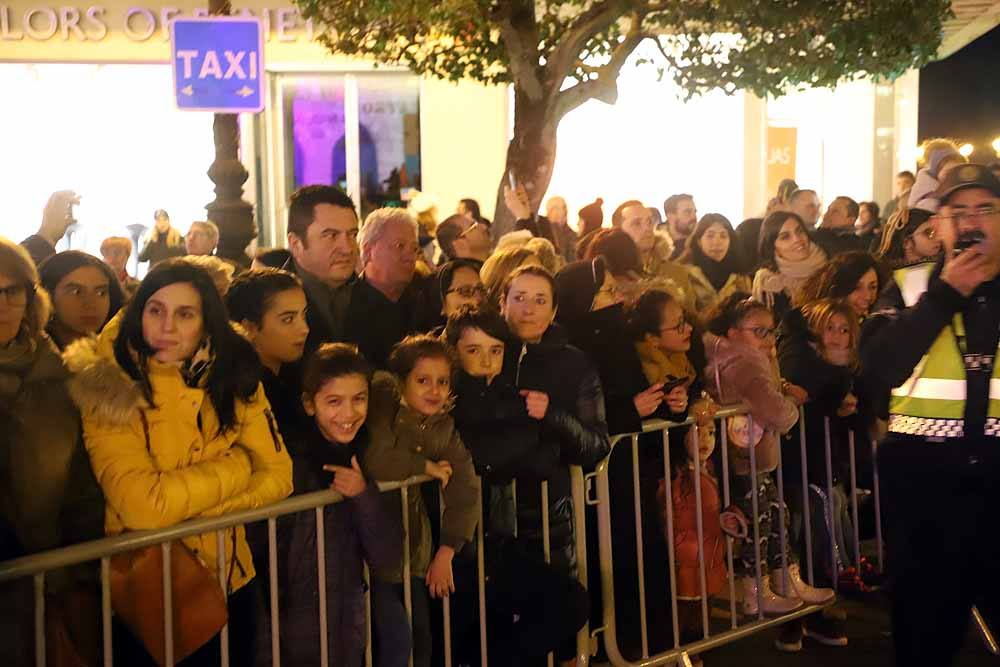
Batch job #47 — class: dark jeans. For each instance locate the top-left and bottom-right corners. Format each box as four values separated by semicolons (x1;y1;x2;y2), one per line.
879;441;1000;667
112;578;258;666
371;576;423;667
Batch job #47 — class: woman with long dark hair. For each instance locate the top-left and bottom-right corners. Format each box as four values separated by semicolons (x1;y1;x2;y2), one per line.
679;213;752;318
753;211;828;321
38;250;124;350
797;251;886;320
64;258;293;666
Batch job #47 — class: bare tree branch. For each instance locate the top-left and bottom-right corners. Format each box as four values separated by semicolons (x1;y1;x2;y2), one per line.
545;0;629;90
552;17;648;120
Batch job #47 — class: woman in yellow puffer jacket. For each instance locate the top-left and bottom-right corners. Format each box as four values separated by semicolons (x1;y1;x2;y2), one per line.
64;259;293;666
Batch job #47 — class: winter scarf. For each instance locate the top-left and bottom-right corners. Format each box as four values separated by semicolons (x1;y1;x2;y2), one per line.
694;253;739;292
752;242;826;308
0;329;37;398
635;338;696;387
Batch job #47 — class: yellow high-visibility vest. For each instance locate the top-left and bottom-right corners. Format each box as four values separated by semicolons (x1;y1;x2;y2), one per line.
888;263;1000;439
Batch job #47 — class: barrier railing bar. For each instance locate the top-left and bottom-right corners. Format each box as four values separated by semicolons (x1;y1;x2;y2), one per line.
162;541;174;667
476;503;488;667
973;606;1000;655
691;424;710;639
571;465;592;664
823;417;837;592
511;481;518;539
101;556;113;667
847;431;861;572
268;518;280;667
660;430;681;651
364;566;373;667
439;487;452;667
633;434;650;657
644;601;835;666
317;508;330;667
0;477;433;583
799;407;814;586
747;414;764;621
34;572;45;667
774;427;790;599
718;419;738;630
871;439;884;572
541;481;551;566
216;531;230;667
400;485;413;667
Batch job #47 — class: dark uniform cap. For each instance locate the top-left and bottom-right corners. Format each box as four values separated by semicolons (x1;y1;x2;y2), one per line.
936;163;1000;203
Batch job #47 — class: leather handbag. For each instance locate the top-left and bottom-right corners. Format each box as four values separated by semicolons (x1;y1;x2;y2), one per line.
109;541;228;665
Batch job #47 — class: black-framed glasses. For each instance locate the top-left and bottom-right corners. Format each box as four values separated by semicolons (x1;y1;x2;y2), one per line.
738;326;777;340
446;284;486;299
0;283;32;306
660;317;689;334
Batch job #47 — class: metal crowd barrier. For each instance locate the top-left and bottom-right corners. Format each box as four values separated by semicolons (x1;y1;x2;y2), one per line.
0;470;592;667
591;404;890;667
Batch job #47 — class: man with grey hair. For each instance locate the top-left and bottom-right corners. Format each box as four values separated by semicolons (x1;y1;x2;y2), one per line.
346;207;432;366
185;220;220;256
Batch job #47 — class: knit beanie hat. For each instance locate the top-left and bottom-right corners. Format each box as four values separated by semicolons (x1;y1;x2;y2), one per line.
554;257;606;324
927;145;961;179
578;198;604;229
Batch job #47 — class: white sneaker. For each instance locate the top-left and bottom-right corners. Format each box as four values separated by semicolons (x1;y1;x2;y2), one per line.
740;575;803;616
771;563;836;605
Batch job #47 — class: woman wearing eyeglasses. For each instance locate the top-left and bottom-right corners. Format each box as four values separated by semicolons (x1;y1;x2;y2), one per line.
439;259;486;319
0;237;104;665
703;293;833;638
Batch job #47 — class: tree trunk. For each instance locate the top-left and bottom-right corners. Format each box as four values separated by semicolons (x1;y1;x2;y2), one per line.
491;91;558;238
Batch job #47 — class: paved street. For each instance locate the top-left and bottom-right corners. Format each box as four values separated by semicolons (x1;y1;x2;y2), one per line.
708;594;997;666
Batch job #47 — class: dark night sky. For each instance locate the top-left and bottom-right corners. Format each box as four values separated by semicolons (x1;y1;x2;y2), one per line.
919;24;1000;164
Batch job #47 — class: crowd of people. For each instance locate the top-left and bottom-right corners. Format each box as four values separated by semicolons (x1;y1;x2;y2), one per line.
3;137;1000;667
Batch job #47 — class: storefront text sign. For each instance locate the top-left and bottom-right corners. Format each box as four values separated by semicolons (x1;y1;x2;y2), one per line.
0;4;315;42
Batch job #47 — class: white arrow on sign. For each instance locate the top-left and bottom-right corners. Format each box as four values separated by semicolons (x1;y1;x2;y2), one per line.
235;86;254;97
180;85;194;96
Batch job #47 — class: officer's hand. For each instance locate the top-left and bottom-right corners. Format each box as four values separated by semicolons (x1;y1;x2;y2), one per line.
941;248;995;297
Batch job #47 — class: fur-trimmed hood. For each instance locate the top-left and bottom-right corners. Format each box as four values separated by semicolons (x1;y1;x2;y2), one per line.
62;313;147;428
63;314;256;429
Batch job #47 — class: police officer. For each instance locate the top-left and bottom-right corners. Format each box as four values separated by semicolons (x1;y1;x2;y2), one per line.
863;164;1000;665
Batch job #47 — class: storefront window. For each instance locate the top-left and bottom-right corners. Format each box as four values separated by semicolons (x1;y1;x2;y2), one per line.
281;75;348;192
357;76;421;218
277;73;421;222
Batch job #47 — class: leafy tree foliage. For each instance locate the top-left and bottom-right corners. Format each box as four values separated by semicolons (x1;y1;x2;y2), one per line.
296;0;952;230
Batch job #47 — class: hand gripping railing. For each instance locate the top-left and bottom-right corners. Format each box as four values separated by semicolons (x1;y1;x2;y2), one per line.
0;468;592;667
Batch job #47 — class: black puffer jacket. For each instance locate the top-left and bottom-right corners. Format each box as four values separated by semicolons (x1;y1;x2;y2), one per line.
502;325;610;574
777;308;856;487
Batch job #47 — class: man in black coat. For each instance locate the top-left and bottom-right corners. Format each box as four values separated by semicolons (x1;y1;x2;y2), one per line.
283;186;432;367
812;196;869;258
